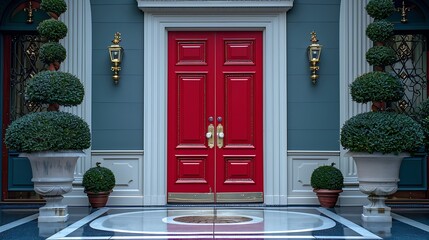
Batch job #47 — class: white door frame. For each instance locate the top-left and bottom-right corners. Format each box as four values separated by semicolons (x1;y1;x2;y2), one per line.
138;1;293;205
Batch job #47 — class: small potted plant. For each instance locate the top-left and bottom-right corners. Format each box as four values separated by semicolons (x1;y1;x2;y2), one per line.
311;163;344;208
82;162;116;208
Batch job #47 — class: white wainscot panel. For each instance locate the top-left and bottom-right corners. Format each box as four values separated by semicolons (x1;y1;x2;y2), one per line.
287;152;339;205
65;151;144;206
92;152;143;197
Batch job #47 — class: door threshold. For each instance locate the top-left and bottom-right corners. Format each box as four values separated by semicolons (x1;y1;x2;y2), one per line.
165;203;267;207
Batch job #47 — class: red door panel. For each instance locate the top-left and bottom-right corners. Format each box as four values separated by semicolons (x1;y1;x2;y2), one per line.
216;32;263;199
168;31;263;203
167;32;215;198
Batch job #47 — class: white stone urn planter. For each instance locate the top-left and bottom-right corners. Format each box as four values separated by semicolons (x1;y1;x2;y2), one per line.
348;151;408;222
20;150;85;222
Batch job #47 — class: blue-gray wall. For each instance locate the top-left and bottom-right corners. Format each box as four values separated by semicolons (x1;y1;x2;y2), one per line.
287;0;341;151
90;0;341;151
91;0;144;150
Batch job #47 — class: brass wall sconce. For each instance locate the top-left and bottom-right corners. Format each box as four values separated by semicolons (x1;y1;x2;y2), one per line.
307;31;322;84
108;32;124;84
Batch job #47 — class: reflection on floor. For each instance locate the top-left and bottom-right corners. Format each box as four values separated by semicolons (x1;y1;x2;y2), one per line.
0;205;429;239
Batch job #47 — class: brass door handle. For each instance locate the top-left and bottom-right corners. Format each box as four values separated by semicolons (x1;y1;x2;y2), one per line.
217;123;224;148
207;124;214;148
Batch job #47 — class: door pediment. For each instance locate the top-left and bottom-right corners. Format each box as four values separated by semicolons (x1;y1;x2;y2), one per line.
137;0;294;13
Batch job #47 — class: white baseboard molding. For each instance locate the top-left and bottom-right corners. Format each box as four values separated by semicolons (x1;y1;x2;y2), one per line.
63;188;145;206
287;189;368;206
287;196;319;205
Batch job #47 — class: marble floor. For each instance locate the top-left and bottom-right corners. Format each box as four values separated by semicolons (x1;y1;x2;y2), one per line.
0;205;429;239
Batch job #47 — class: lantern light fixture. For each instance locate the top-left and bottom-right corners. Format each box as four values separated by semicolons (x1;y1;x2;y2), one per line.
307;31;322;84
108;32;124;84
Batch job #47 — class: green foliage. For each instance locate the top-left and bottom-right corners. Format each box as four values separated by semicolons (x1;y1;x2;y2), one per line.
37;19;67;42
4;0;91;155
366;20;394;43
83;162;116;193
39;42;66;65
340;112;425;154
311;163;344;190
417;99;429;120
366;46;397;66
40;0;67;16
421;116;429;151
350;72;404;103
26;71;84;106
5;112;90;152
365;0;395;20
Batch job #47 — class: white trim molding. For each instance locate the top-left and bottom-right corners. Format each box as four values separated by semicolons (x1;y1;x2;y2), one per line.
138;1;292;205
138;0;294;11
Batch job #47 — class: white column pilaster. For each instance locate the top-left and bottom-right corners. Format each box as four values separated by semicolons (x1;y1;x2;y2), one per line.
59;0;93;181
339;0;372;185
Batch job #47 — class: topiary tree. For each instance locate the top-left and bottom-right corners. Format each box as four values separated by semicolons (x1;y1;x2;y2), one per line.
311;163;344;190
341;112;424;154
365;0;395;20
365;45;396;67
350;71;404;103
40;0;67;18
82;162;116;193
39;42;66;66
341;0;424;154
340;0;425;223
5;112;90;152
26;71;84;106
3;0;90;223
37;19;68;42
4;0;90;152
366;20;394;43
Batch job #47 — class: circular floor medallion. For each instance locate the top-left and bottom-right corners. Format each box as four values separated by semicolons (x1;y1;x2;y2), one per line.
90;209;337;235
173;215;253;224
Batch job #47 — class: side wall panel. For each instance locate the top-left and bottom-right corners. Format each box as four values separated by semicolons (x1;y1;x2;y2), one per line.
287;0;340;151
91;0;144;150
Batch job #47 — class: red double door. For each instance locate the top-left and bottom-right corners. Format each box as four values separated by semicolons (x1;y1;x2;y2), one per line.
167;31;263;203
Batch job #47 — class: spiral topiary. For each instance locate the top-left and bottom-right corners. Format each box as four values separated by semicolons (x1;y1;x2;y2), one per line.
365;0;395;20
350;72;404;103
366;46;397;66
366;20;394;43
4;0;91;153
311;163;344;190
341;112;425;154
37;19;67;42
39;42;66;65
83;162;116;193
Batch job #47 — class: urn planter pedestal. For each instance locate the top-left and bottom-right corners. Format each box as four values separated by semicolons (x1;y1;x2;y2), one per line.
21;151;85;222
349;152;408;222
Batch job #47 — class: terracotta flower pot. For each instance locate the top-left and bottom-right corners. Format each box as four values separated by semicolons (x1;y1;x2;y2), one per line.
313;189;343;208
86;191;111;208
